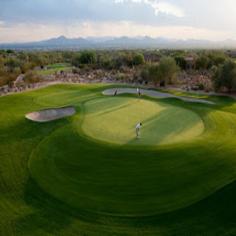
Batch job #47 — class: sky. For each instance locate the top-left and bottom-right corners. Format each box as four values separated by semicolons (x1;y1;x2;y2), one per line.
0;0;236;43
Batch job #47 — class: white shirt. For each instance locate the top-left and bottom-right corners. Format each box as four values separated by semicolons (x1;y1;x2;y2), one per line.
136;123;142;130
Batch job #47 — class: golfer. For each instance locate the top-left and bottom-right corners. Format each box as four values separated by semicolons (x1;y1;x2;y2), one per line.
137;88;141;97
114;89;118;96
136;122;142;138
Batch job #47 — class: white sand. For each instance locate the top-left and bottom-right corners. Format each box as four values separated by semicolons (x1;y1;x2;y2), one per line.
103;88;215;105
25;106;76;122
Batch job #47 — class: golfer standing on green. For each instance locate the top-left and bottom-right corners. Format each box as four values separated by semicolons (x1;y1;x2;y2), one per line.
136;122;142;138
137;88;141;97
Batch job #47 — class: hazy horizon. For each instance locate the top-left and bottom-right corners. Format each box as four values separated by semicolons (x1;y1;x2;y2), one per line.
1;0;236;43
3;35;236;45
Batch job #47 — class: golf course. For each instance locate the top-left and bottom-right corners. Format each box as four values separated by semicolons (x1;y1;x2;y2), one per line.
1;83;236;235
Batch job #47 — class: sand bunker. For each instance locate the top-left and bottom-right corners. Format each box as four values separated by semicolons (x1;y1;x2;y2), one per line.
25;106;76;122
103;88;215;105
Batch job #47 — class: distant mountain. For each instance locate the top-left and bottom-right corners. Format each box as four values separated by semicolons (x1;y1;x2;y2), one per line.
40;36;92;47
0;36;236;50
0;36;93;50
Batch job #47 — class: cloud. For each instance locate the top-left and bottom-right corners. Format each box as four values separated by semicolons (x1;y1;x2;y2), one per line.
0;0;236;42
114;0;185;17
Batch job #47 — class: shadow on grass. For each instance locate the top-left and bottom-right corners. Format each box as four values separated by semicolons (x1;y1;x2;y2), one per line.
17;177;236;235
15;178;75;235
137;179;236;235
0;116;69;145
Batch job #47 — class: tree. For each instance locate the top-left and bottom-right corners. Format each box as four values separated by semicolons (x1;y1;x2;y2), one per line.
24;71;42;84
208;51;227;67
6;49;14;54
132;53;145;66
175;56;187;70
79;51;96;65
157;57;180;86
72;54;81;67
214;60;236;92
5;58;21;72
21;62;35;74
196;55;210;70
97;54;113;69
0;56;5;73
113;52;134;68
148;64;160;85
28;53;46;68
140;66;150;81
146;57;180;86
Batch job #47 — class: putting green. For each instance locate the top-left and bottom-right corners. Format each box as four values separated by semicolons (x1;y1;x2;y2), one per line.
81;97;204;146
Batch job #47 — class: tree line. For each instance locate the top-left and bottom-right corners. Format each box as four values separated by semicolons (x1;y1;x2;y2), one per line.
0;49;236;92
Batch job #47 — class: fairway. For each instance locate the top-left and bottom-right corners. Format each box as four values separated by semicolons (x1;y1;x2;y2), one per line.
1;84;236;235
82;97;204;145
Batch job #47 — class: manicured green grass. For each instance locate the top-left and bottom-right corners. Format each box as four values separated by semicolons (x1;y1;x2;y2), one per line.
37;63;72;76
82;97;204;145
47;63;71;69
1;84;236;235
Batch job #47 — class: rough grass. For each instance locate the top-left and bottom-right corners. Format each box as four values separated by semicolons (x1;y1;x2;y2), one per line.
1;84;236;235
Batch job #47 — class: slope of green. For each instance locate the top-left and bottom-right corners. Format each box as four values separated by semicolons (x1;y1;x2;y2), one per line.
1;84;236;235
82;97;204;146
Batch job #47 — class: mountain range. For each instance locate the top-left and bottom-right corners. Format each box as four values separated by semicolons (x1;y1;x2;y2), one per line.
1;35;236;50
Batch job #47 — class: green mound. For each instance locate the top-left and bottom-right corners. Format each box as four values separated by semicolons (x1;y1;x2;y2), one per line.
82;97;204;146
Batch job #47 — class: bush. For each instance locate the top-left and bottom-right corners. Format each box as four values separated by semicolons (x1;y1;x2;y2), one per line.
116;73;126;81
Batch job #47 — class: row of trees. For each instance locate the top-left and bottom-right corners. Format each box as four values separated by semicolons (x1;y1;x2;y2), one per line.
139;52;236;92
1;49;236;92
173;51;228;71
71;51;145;69
71;51;179;87
0;50;146;86
0;50;67;86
